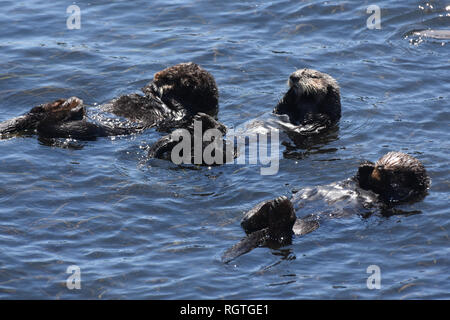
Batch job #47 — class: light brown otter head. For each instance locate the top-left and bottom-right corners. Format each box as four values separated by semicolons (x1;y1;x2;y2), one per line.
274;68;341;125
356;151;430;204
288;69;339;97
142;62;219;118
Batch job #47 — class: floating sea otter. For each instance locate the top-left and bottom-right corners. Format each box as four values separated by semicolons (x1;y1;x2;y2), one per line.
272;68;342;154
240;68;341;139
0;62;219;142
222;151;430;263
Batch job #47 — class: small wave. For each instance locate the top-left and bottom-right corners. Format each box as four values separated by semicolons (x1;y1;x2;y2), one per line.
404;29;450;45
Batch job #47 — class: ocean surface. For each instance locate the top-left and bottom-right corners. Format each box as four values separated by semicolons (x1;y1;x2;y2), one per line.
0;0;448;299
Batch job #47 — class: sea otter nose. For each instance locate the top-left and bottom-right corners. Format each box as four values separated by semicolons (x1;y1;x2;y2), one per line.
289;75;300;83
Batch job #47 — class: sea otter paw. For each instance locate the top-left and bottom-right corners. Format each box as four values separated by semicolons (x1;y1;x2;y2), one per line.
271;196;289;208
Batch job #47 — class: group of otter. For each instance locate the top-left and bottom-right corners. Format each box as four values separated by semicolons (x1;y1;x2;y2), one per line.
0;62;430;262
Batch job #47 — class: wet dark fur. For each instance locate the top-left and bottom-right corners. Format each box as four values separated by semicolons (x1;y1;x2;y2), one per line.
222;196;296;263
356;151;430;204
273;69;341;127
148;68;341;164
143;62;219;117
0;97;92;139
223;152;430;262
0;62;219;141
274;86;341;126
148;113;236;165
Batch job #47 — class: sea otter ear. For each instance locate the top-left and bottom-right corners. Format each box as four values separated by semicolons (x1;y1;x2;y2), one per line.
356;161;375;189
327;84;336;93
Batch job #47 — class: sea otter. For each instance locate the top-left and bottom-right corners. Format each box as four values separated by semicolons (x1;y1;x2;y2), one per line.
103;62;219;131
222;151;430;263
0;62;219;141
226;68;342;161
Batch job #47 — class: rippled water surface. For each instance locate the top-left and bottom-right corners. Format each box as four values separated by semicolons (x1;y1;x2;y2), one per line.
0;0;449;299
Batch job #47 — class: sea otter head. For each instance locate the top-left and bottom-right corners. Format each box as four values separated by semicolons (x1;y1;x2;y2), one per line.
142;62;219;118
274;68;341;125
29;97;85;125
356;151;430;204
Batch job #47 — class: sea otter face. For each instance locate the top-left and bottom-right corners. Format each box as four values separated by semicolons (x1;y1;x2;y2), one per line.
143;62;219;117
357;152;430;203
288;68;339;99
274;68;341;125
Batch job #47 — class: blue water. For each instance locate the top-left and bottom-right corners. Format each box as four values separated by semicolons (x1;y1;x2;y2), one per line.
0;0;448;299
